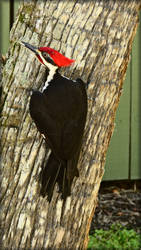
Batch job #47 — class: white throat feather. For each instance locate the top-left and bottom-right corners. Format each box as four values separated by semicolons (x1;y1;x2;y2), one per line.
38;51;58;92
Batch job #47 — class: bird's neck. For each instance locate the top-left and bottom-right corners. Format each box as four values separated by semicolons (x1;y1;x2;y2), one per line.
42;64;58;92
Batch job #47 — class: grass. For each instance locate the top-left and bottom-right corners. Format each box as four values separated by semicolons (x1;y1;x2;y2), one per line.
88;223;141;250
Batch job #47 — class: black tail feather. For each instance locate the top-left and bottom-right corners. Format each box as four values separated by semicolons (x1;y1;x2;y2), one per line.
40;151;79;202
40;152;60;201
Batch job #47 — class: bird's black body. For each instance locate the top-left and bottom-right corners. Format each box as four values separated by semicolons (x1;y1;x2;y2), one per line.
30;71;87;200
21;41;87;201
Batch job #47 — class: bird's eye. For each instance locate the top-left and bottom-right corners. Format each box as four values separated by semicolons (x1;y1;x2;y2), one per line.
41;51;54;64
42;52;48;58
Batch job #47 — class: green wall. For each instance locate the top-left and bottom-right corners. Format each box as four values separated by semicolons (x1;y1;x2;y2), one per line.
0;0;19;54
104;18;141;180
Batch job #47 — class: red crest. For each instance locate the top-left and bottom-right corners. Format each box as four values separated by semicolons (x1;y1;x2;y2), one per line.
39;47;75;67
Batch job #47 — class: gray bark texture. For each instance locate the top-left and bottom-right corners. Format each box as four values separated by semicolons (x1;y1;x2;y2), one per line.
1;0;141;249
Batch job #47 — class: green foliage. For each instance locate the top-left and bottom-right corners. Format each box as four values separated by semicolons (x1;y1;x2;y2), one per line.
88;224;141;250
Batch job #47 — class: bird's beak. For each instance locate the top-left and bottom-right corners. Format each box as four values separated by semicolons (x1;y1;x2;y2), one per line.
21;41;38;55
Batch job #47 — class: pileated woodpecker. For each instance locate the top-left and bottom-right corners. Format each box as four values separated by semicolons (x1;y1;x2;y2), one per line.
21;41;87;201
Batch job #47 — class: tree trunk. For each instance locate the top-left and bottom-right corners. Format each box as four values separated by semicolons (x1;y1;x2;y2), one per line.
1;0;140;249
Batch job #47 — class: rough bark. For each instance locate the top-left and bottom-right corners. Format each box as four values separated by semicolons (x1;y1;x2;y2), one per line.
1;0;140;249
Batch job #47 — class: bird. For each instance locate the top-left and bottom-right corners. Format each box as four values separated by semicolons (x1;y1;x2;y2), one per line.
21;41;87;201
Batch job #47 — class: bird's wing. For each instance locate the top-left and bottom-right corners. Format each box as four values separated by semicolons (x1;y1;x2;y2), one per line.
29;81;87;160
29;91;62;151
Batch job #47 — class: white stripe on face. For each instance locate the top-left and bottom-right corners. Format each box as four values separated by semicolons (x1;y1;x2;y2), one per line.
37;51;58;92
